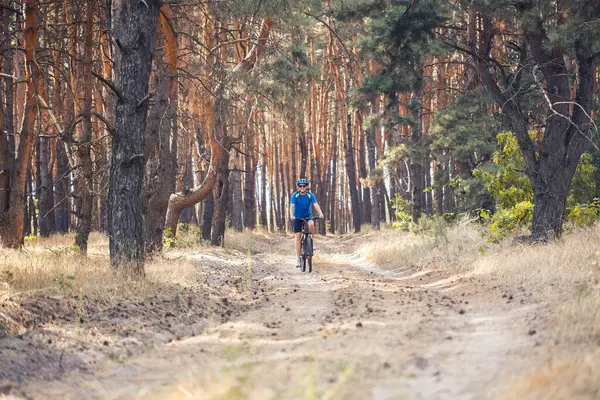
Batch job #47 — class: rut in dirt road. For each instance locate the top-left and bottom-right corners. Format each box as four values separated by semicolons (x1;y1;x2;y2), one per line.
20;236;536;400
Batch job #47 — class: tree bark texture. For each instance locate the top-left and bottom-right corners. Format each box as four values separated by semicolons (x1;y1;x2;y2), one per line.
108;0;160;270
1;0;39;248
75;0;95;252
470;10;595;239
38;137;55;236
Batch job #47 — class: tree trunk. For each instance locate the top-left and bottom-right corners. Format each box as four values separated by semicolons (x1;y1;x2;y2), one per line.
108;0;161;270
38;137;55;236
367;125;380;230
211;124;232;246
243;137;256;230
358;114;371;225
229;152;243;232
299;129;307;179
531;171;571;239
273;136;282;231
75;0;95;253
259;150;268;228
329;127;338;234
54;142;70;232
344;110;361;233
425;157;433;215
468;10;595;240
0;3;11;230
179;160;198;225
25;167;35;236
201;192;214;241
409;76;425;224
1;0;40;248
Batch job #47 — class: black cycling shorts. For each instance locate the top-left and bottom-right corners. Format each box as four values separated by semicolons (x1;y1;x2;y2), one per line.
292;218;312;233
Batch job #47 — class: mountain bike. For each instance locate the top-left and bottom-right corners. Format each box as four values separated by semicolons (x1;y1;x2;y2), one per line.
296;216;320;273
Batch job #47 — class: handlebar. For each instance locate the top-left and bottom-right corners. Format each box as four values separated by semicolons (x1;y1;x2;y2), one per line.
293;216;321;221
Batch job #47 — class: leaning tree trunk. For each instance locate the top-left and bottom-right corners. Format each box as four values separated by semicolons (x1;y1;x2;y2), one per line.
164;166;216;239
164;130;218;238
108;0;161;270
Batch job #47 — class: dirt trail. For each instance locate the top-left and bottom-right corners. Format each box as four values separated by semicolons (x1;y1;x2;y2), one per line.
19;235;540;399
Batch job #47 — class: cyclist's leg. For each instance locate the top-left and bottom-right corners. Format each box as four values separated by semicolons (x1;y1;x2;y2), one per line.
307;219;315;252
295;233;302;258
307;219;315;234
293;219;302;266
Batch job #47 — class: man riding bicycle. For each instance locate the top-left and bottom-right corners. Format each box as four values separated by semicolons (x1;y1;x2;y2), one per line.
290;178;324;268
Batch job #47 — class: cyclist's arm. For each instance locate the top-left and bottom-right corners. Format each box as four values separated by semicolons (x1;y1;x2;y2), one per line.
290;204;295;220
313;202;324;219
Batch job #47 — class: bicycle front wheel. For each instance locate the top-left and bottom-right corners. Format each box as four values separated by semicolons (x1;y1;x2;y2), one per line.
305;235;313;257
305;236;313;273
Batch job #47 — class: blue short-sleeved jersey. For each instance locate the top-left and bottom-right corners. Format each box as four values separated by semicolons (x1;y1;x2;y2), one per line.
290;190;317;218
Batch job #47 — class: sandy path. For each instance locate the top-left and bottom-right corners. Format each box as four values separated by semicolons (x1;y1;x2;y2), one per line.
21;236;538;399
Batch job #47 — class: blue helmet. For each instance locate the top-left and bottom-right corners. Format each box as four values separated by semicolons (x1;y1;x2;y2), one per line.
297;178;309;186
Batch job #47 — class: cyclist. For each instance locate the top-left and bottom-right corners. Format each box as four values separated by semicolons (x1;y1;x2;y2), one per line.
290;178;324;268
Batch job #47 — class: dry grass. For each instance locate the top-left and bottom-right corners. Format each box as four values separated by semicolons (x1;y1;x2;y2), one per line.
476;226;600;400
224;228;290;255
360;220;600;399
496;350;600;400
359;216;487;271
472;226;600;342
0;232;203;301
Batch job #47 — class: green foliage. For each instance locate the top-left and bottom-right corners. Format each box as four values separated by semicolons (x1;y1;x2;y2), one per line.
354;0;446;111
567;200;600;227
3;270;13;283
473;132;532;210
174;223;203;248
475;131;600;240
569;153;597;206
428;90;502;213
163;227;175;249
391;194;412;230
54;273;75;292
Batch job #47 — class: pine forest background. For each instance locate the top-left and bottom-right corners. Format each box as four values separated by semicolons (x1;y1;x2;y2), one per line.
1;0;600;274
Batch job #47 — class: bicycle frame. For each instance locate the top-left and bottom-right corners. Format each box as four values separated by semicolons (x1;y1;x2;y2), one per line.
296;217;319;273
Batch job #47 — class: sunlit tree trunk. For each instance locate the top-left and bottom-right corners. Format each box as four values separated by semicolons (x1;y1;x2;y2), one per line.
75;0;95;252
1;0;40;248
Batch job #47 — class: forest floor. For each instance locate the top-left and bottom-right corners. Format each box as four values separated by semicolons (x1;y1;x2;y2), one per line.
1;227;599;399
